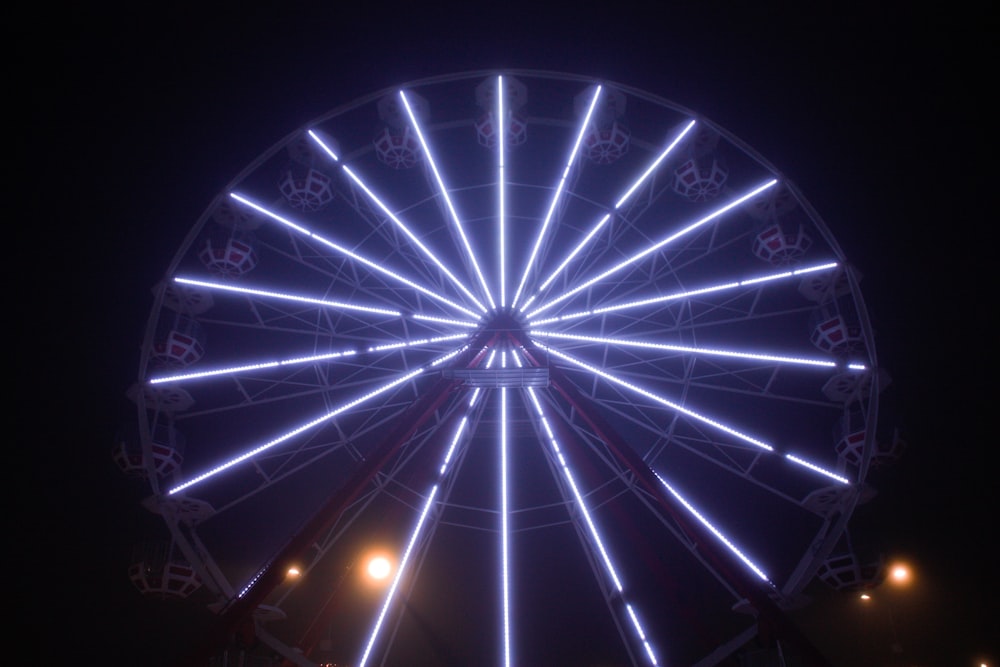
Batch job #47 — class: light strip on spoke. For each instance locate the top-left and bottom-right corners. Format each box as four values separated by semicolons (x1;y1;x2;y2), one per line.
411;314;480;327
528;262;840;322
498;75;507;307
527;178;778;318
523;381;659;664
229;192;480;319
308;128;487;313
625;604;658;665
785;454;851;484
358;485;440;667
538;343;774;452
400;90;496;310
542;343;850;485
366;333;470;352
500;386;512;667
149;348;357;384
532;119;698;296
652;471;772;582
529;330;839;370
512;84;602;309
166;347;461;495
360;347;497;665
149;333;471;384
173;276;401;316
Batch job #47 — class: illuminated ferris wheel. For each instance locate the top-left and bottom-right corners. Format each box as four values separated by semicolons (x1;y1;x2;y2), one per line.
118;70;898;667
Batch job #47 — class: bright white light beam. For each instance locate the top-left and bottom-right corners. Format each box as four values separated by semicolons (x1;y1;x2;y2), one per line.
166;348;462;495
523;381;659;664
307;129;487;313
150;334;471;384
527;178;778;319
359;484;440;667
539;343;774;452
229;192;481;319
367;332;471;353
625;604;659;665
173;276;400;316
500;385;512;667
498;76;507;308
785;453;851;484
400;90;497;310
149;347;357;384
542;343;851;484
528;261;842;324
532;119;698;297
511;84;602;309
361;355;495;665
653;470;772;582
529;330;840;370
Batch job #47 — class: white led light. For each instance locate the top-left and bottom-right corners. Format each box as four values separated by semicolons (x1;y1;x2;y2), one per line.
359;485;440;667
512;85;602;309
529;261;840;323
785;453;851;484
536;119;698;293
400;90;496;310
498;75;507;309
440;416;469;475
167;347;464;495
367;333;469;352
229;192;480;318
538;343;775;451
523;387;623;592
307;129;482;312
307;129;340;160
168;366;425;495
653;471;772;582
528;179;779;318
174;276;401;316
522;384;659;663
149;348;355;384
626;604;659;665
340;162;487;313
529;330;838;369
500;386;512;667
411;314;481;327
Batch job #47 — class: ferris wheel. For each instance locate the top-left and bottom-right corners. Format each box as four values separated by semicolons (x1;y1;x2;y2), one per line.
119;70;896;667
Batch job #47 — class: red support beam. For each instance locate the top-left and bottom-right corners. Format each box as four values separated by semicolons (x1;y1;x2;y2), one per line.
547;364;833;667
181;333;498;666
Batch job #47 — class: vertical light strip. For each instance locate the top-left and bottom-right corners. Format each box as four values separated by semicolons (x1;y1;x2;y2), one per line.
500;386;512;667
400;90;497;310
511;84;602;310
520;378;659;665
498;75;507;308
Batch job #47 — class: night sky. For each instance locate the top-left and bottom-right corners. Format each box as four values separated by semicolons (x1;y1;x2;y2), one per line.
26;4;993;667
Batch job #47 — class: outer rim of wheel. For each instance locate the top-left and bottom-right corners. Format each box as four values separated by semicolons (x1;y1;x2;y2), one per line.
128;69;881;666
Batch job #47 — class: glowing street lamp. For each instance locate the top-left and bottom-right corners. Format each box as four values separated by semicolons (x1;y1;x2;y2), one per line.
367;555;391;580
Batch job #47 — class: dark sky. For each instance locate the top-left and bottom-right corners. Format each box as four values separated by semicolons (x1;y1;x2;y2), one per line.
26;4;993;667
